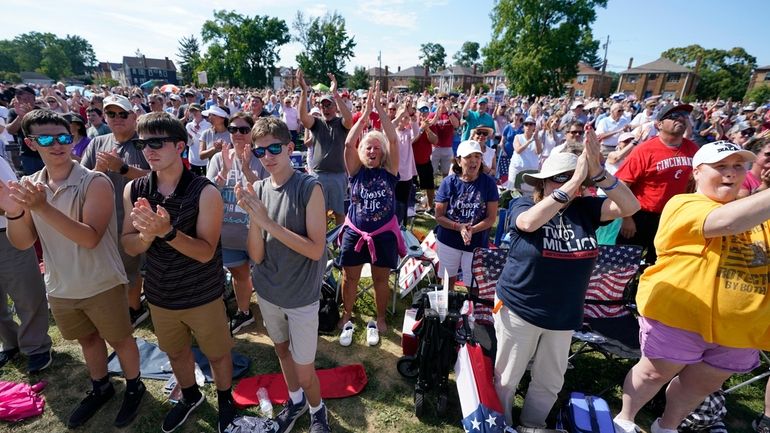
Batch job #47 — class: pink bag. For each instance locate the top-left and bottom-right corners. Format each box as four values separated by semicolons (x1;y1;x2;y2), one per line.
0;381;46;422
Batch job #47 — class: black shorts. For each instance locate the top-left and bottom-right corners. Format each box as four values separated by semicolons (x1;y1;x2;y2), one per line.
415;162;435;190
339;227;399;269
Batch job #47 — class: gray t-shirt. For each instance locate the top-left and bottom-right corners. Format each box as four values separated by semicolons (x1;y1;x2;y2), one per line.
81;132;149;231
251;171;325;308
199;128;232;158
309;116;348;174
206;152;269;251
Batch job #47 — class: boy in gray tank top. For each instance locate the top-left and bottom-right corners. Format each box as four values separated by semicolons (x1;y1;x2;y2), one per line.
236;117;331;433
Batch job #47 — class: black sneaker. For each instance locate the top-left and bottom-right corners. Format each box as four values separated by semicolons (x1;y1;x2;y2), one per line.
218;400;237;433
754;414;770;433
28;349;52;373
229;309;255;334
309;405;331;433
162;393;205;433
275;395;308;433
129;305;149;328
68;383;116;428
114;380;146;427
0;347;19;369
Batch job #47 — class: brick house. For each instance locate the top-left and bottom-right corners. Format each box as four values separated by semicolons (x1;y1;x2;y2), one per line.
483;69;507;90
431;65;482;93
366;67;389;91
617;57;698;100
122;56;178;86
388;66;430;90
747;65;770;92
567;62;612;98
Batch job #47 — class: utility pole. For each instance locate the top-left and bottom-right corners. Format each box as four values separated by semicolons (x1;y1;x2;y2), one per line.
601;35;610;73
378;50;382;89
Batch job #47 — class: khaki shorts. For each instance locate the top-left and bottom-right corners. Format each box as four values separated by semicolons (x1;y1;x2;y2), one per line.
149;299;234;358
257;295;319;365
49;284;133;342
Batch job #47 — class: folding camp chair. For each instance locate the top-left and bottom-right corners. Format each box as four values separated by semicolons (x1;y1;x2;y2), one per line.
468;247;509;358
571;244;644;361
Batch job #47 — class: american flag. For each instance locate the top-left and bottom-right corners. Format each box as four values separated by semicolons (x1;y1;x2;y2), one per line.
470;248;508;326
398;231;439;298
584;245;643;319
456;343;509;433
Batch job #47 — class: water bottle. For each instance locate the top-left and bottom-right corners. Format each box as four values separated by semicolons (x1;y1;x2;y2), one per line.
257;387;273;418
194;363;205;387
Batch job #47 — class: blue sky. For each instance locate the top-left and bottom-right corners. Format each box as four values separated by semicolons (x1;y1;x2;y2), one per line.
2;0;769;76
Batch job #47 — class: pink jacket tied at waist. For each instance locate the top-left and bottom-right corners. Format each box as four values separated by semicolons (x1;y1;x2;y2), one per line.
340;215;406;264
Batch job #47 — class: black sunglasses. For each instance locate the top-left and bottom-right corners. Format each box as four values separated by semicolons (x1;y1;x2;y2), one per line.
663;111;689;121
568;130;584;135
29;134;74;147
252;142;285;158
438;96;447;100
741;129;755;137
105;111;130;119
550;172;572;183
228;126;251;135
474;130;490;137
321;101;333;108
133;137;177;151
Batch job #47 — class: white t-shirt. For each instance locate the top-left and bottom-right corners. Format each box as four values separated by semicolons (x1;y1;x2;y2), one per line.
596;116;629;148
282;106;301;132
0;106;12;144
185;119;212;166
0;156;18;229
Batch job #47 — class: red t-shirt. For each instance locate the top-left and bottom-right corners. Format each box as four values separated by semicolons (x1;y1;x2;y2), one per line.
615;136;699;213
430;112;458;148
412;129;433;164
351;111;382;131
742;171;761;194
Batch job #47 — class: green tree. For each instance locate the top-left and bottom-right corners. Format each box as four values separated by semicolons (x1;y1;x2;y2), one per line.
661;45;756;101
177;35;202;85
346;66;369;90
489;0;608;96
407;78;423;93
579;30;602;69
293;11;356;86
201;10;290;88
746;85;770;105
59;35;97;75
419;42;446;72
481;39;505;72
39;44;72;80
453;41;480;68
0;41;19;73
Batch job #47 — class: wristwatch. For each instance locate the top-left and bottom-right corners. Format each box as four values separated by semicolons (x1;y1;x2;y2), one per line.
162;227;177;242
119;163;129;175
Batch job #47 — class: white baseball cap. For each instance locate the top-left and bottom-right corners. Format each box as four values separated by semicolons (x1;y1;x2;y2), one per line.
202;105;229;119
456;140;483;158
692;140;756;168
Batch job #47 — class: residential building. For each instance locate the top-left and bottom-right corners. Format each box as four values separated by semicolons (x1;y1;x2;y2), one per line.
366;67;389;90
567;62;612;99
617;57;698;100
431;65;482;93
94;62;126;86
483;69;507;90
20;71;54;86
388;66;430;91
122;56;178;86
747;65;770;92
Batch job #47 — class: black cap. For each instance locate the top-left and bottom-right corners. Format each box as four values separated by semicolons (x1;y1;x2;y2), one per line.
14;84;35;96
656;103;693;121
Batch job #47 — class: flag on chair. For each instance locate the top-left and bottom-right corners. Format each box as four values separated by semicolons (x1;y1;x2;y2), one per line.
455;343;508;433
584;245;642;318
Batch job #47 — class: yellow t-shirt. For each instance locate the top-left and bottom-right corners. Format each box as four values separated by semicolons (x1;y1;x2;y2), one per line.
637;193;770;350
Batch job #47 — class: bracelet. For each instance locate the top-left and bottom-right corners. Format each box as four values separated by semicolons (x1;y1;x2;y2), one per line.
551;189;570;204
602;177;621;191
590;170;607;184
5;210;24;220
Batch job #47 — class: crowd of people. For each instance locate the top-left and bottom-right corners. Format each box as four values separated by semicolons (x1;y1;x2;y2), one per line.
0;71;769;433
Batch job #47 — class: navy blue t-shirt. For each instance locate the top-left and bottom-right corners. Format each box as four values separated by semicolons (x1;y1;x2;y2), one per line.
435;173;499;252
347;167;399;232
496;196;606;330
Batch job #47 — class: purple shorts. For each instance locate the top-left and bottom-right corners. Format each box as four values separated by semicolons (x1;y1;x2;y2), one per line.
639;316;760;373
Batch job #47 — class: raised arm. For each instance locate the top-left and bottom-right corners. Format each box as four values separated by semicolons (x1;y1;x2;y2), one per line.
345;85;375;177
329;73;353;129
462;84;476;119
375;83;399;176
297;69;315;129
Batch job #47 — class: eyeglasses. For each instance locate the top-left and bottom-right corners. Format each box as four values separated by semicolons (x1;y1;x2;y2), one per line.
133;137;177;151
387;107;397;111
474;130;490;137
29;134;74;147
663;111;689;121
228;126;251;135
105;111;130;119
252;142;285;158
568;130;584;136
549;172;572;183
46;99;57;104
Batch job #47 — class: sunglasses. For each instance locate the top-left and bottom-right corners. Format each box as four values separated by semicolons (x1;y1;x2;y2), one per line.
741;129;755;137
663;111;689;121
252;142;285;158
474;130;490;137
438;97;447;100
105;111;130;119
418;107;430;113
524;122;535;126
568;130;584;136
133;137;177;151
228;126;251;135
29;134;74;147
321;101;333;108
550;172;572;183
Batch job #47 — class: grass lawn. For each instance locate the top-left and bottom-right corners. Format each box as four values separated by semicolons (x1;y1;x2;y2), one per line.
0;212;765;433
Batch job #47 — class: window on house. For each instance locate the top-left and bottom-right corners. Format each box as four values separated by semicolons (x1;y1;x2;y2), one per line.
662;91;676;99
764;73;770;81
574;89;585;97
627;75;638;84
576;75;588;84
667;74;681;83
648;74;658;80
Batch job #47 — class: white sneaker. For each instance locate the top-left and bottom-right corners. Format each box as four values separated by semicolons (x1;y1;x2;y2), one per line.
650;418;678;433
613;416;641;433
366;321;379;346
339;321;354;347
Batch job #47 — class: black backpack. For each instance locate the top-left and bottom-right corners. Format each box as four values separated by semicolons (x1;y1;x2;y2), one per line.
317;280;339;335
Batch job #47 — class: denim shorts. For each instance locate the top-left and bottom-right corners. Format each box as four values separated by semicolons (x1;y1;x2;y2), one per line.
222;248;249;268
639;316;759;373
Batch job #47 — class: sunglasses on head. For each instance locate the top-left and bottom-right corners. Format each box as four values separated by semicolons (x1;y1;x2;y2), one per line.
105;111;130;119
132;137;177;151
550;172;572;183
252;142;285;158
228;125;251;135
29;134;74;147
